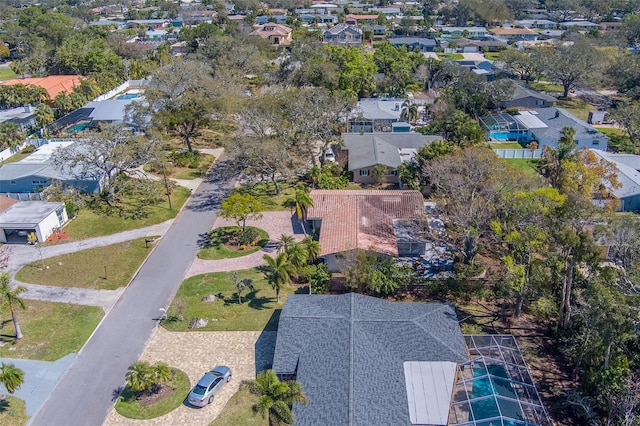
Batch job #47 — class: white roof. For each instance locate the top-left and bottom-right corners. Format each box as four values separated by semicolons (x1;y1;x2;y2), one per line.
20;142;75;164
0;201;64;228
404;361;457;426
513;111;547;129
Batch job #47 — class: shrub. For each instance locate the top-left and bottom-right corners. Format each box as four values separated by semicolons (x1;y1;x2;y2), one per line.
21;144;36;154
237;227;259;246
170;150;200;168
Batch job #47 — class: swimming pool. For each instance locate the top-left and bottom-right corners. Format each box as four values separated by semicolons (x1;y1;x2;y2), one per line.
116;93;139;100
65;122;91;134
469;362;525;424
490;131;522;141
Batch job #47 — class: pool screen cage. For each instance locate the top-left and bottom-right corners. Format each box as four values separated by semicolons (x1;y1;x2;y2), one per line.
448;335;552;426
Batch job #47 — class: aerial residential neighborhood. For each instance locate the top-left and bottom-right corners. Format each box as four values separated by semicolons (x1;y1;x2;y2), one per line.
1;0;640;425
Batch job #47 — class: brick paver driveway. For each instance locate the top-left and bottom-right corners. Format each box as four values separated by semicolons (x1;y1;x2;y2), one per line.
105;328;276;426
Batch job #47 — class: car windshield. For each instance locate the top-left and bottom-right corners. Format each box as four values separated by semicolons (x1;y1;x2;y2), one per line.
192;385;207;395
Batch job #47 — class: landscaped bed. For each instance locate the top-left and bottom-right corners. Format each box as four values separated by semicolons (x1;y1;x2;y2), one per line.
162;269;294;332
197;226;269;260
0;396;29;426
62;186;190;240
0;300;103;361
15;238;157;290
115;368;190;420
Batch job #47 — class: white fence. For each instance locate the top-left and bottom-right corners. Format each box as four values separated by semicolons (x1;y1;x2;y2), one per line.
92;81;131;102
493;149;542;159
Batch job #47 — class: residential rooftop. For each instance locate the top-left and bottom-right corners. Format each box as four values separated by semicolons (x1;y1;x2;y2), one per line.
1;75;84;98
0;201;64;228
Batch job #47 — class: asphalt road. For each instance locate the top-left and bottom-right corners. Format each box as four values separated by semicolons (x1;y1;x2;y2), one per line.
29;159;235;426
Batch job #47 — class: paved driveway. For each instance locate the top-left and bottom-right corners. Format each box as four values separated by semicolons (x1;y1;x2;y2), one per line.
105;328;276;426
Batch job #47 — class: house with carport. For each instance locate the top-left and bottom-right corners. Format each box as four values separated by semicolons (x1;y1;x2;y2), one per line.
0;200;68;244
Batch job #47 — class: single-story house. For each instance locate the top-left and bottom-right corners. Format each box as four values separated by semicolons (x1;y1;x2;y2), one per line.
599;22;623;32
0;201;68;244
307;190;428;268
341;133;441;184
272;293;552;426
453;38;507;53
249;23;293;46
589;149;640;212
344;14;379;25
0;105;36;131
1;75;84;100
500;82;557;109
481;108;609;150
489;27;539;42
323;23;362;46
255;14;288;25
559;20;599;30
388;37;437;52
439;26;488;38
0;141;105;194
514;19;556;29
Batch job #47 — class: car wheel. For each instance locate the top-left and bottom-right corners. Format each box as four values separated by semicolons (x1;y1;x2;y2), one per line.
208;396;214;405
227;375;231;382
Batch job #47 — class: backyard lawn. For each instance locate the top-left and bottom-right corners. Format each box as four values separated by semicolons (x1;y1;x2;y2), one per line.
437;52;464;60
16;238;156;290
210;381;267;426
504;158;540;178
0;396;28;426
62;186;190;240
197;226;269;260
163;269;295;332
489;142;522;149
555;98;592;121
529;81;564;94
0;300;103;361
115;368;191;420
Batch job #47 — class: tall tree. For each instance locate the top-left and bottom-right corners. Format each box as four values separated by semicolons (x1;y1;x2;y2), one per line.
250;369;308;426
220;193;264;231
262;253;295;303
535;40;597;98
51;125;159;203
0;273;26;340
0;123;24;150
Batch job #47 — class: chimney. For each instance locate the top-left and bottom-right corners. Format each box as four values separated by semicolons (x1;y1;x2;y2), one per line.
554;110;560;118
395;103;400;111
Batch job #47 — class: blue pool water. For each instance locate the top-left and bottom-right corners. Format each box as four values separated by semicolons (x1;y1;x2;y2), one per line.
469;363;527;424
65;122;91;134
490;131;521;141
116;93;139;100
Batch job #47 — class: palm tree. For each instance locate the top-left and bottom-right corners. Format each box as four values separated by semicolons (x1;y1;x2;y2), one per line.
285;242;309;274
400;100;418;125
125;361;153;393
151;362;172;391
539;126;577;189
275;234;295;254
250;370;308;426
294;184;314;222
0;123;25;150
0;273;26;340
34;103;54;134
262;253;295;303
0;363;24;395
302;237;320;264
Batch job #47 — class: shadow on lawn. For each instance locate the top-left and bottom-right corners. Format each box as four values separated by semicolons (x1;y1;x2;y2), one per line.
221;290;272;311
0;398;11;413
255;315;279;374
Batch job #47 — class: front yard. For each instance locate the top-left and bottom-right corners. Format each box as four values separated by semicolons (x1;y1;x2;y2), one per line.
197;227;269;260
0;300;103;361
162;269;295;332
16;238;156;290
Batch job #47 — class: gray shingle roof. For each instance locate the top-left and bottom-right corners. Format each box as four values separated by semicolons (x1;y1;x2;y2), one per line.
272;293;468;426
510;82;557;103
528;107;607;142
342;133;441;170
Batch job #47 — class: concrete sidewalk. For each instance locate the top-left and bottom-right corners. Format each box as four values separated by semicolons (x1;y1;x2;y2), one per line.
16;283;124;312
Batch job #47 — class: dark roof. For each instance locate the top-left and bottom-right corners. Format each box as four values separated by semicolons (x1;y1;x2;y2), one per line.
342;133;440;170
272;293;468;426
509;82;557;103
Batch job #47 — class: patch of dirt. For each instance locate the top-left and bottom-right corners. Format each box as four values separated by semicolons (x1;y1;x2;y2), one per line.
45;231;70;243
136;385;176;407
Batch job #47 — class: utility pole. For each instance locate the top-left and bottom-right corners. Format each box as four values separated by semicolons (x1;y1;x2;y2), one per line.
161;162;172;209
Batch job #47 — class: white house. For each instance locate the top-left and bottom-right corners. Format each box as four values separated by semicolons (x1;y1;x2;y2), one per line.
0;201;68;243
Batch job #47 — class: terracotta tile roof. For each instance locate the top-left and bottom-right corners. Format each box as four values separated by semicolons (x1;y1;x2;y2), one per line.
1;75;84;98
345;14;380;20
0;196;19;213
489;27;538;36
249;23;292;37
308;190;425;257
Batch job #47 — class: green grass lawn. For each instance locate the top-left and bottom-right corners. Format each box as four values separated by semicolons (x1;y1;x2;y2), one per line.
0;68;17;81
16;238;156;290
0;396;29;426
173;153;214;179
556;98;593;121
0;153;31;165
198;227;269;260
0;300;103;361
163;269;295;332
231;181;296;212
115;368;190;419
529;81;564;94
504;158;540;178
596;127;626;137
210;381;267;426
62;186;190;240
489;142;523;149
437;52;464;60
483;52;500;60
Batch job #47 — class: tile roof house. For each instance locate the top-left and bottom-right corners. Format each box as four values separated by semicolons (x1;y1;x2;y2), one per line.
489;27;539;42
249;23;293;45
272;293;469;426
341;133;441;184
1;75;84;99
323;23;363;46
307;190;428;269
